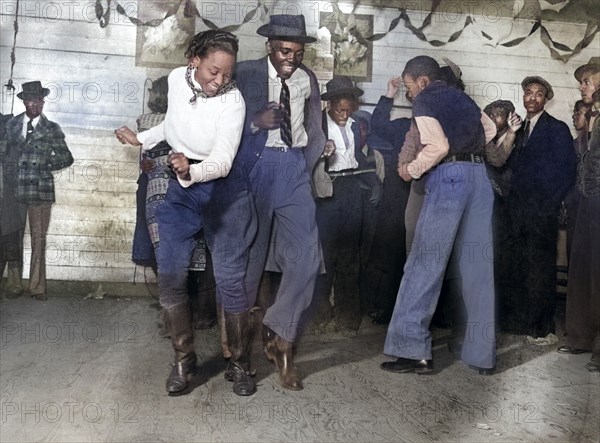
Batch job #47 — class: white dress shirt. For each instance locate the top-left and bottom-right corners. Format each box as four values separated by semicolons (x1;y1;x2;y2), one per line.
326;114;359;171
265;58;310;149
22;114;40;138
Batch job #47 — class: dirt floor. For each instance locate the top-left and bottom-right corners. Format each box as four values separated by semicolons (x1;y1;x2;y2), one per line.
0;291;598;442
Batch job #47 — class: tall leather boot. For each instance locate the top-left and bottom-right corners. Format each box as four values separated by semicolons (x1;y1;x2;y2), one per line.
164;301;197;395
263;326;303;391
224;310;256;396
217;304;232;360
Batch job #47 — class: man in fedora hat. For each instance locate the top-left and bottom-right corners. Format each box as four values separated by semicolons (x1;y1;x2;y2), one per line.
561;57;600;371
233;14;330;390
1;81;73;301
311;75;383;333
497;75;575;342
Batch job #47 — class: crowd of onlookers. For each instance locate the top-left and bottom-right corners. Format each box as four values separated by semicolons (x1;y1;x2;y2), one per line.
1;13;598;397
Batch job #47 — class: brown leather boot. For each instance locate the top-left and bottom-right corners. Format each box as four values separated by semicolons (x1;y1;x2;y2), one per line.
157;308;171;339
263;326;303;391
217;304;232;360
224;310;256;396
164;301;197;395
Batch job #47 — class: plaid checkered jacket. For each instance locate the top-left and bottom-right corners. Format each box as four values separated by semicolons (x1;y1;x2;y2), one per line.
3;113;73;204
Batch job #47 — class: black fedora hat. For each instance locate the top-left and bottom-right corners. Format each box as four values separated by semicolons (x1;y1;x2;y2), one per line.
321;76;364;101
17;81;50;100
574;57;600;82
257;14;316;43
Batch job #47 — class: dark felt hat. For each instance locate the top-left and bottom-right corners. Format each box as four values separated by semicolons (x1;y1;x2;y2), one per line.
574;57;600;82
321;76;364;101
521;76;554;100
257;14;316;43
17;81;50;100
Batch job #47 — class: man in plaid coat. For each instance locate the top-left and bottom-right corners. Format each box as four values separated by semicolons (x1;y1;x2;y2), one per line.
2;81;73;300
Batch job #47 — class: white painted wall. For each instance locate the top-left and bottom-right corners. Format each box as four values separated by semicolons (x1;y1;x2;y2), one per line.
1;0;598;282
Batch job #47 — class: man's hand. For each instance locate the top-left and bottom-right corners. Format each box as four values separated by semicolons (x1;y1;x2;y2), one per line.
253;102;284;130
322;139;336;158
507;112;523;133
114;126;141;146
398;161;413;182
386;77;402;98
168;152;191;181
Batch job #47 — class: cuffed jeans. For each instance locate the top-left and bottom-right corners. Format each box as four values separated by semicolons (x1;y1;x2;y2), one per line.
156;171;256;313
384;162;496;369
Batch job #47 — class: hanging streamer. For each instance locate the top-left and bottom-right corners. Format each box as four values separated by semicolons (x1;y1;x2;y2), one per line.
94;0;597;64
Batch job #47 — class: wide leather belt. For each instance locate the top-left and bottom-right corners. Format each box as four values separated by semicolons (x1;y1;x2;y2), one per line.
328;168;376;178
441;153;484;164
266;146;304;152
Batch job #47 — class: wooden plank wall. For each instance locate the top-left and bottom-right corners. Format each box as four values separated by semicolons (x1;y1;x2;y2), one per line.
0;1;598;283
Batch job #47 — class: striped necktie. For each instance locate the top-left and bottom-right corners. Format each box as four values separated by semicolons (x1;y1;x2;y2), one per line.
279;78;292;148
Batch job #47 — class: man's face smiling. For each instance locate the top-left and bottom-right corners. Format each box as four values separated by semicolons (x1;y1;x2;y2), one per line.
267;40;305;79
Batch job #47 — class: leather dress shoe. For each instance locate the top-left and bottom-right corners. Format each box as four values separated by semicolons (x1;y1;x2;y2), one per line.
469;364;495;375
380;357;433;374
585;360;600;372
263;327;303;390
557;345;590;354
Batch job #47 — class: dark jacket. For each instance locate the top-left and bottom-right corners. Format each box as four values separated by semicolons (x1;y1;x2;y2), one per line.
578;114;600;197
233;57;327;196
509;111;576;215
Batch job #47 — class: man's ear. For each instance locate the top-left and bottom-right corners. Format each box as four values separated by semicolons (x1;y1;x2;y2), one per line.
417;76;430;89
265;41;272;54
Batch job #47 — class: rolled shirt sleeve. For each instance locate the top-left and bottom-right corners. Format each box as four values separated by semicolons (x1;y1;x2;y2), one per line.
408;116;450;179
481;111;497;145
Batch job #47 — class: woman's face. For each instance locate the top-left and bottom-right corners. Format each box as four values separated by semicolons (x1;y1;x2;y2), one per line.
193;50;235;97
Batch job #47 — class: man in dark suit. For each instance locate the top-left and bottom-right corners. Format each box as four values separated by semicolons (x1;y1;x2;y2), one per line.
233;14;329;390
2;81;73;301
498;76;576;342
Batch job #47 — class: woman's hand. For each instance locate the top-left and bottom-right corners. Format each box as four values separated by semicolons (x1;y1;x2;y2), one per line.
114;126;141;146
168;152;191;181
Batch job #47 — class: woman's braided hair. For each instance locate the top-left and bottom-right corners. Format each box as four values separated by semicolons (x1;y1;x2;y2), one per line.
184;29;239;60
